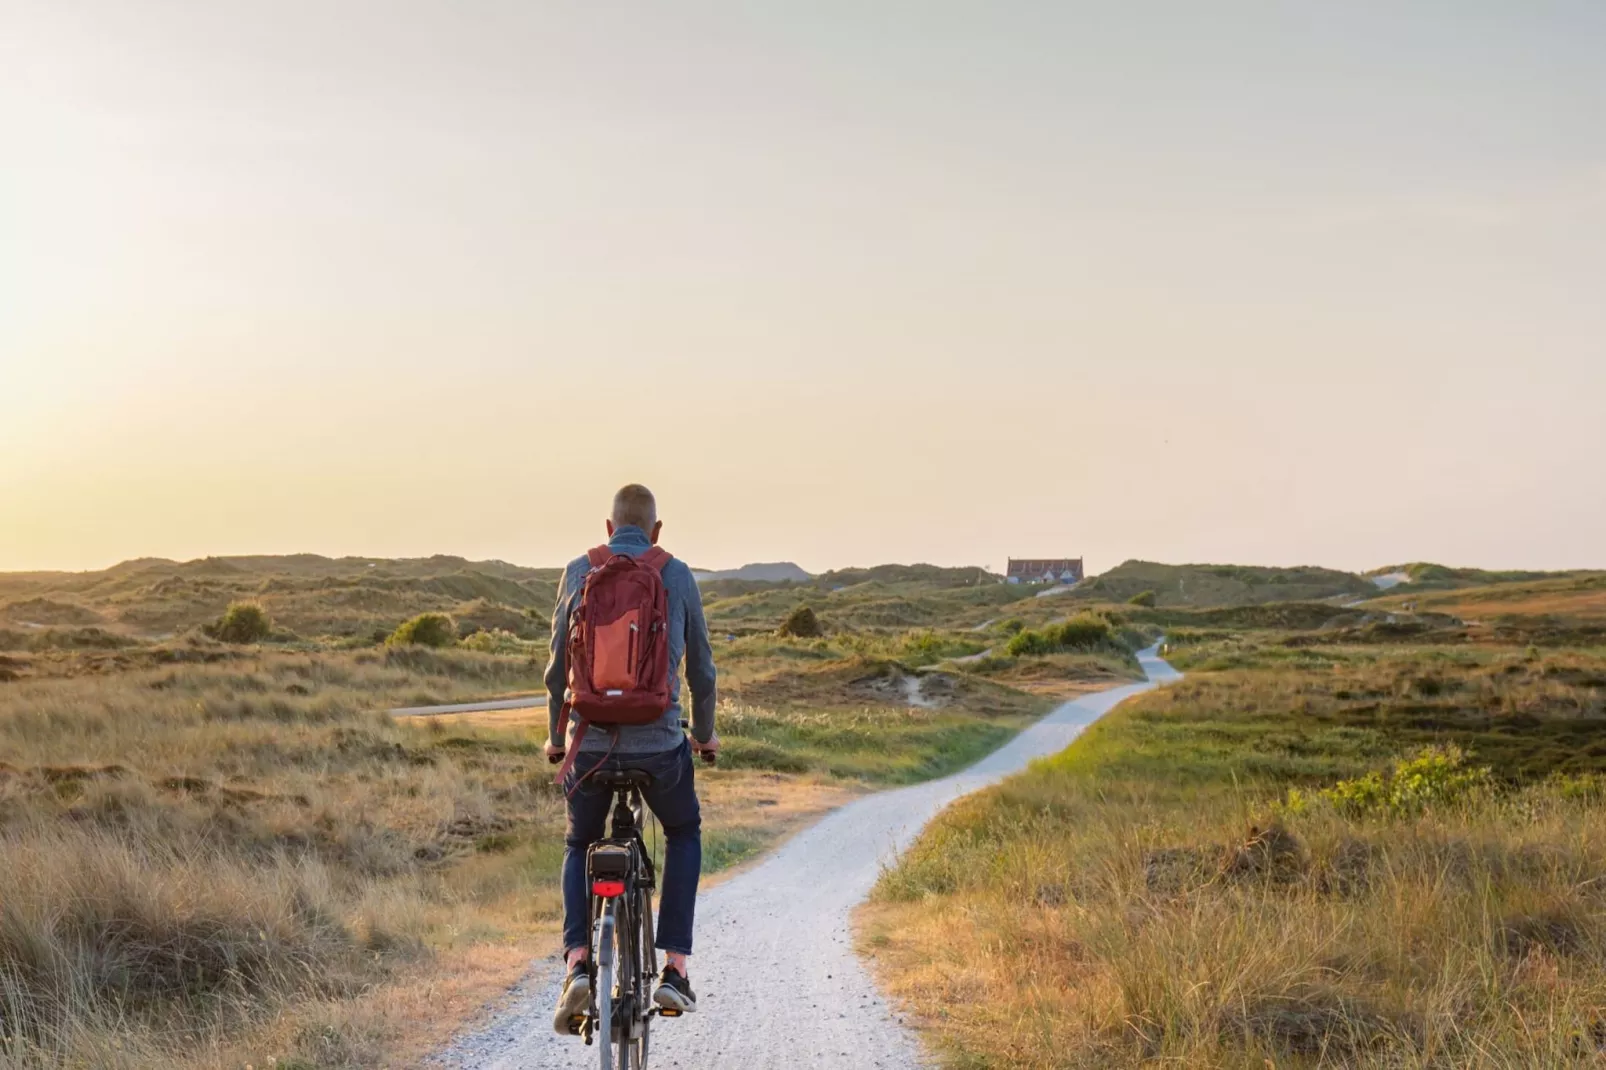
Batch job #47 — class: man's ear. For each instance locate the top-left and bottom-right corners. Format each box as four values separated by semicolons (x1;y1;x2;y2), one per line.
605;519;615;538
649;521;663;545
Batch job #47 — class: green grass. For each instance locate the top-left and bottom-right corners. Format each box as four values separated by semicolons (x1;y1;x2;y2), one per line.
0;554;560;644
1066;559;1376;608
699;826;771;872
718;702;1033;784
1371;562;1590;590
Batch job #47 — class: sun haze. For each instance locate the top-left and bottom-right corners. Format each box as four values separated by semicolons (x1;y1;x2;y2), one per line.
3;3;1602;574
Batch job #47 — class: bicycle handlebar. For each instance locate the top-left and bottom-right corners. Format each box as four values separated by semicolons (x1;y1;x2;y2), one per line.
681;718;717;763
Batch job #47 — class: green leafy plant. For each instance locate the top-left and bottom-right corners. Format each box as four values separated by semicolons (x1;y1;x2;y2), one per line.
1316;746;1493;819
1127;590;1158;607
388;612;457;648
457;628;533;655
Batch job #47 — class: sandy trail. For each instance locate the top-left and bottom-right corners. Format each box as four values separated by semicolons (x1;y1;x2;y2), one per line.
433;646;1179;1069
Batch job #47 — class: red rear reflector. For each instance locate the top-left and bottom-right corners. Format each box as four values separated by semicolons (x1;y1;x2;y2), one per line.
592;880;626;898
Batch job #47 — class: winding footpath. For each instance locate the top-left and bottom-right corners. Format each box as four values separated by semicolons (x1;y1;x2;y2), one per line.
433;646;1180;1069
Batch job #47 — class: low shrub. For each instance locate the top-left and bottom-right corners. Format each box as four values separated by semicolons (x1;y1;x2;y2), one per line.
457;628;534;655
1005;628;1058;657
1292;746;1495;819
212;601;272;644
1005;613;1115;657
1128;589;1158;607
777;605;823;639
898;629;988;666
1054;612;1113;649
388;613;457;648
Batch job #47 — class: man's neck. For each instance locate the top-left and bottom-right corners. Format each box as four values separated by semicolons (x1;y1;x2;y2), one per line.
610;524;651;546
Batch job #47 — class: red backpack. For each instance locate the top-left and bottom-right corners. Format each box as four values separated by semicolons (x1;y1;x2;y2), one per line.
554;544;674;781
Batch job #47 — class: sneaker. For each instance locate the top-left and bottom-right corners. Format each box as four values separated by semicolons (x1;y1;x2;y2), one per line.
551;958;592;1035
652;965;697;1013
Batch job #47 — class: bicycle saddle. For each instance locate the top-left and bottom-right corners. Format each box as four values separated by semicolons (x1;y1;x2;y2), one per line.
590;769;654;790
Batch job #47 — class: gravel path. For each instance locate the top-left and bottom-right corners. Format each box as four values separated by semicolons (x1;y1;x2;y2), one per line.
389;695;544;717
432;646;1180;1069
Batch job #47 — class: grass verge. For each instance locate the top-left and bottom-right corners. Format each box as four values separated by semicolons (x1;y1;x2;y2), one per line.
862;641;1606;1068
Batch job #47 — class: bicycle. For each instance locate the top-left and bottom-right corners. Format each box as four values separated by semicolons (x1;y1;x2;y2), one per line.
553;732;714;1070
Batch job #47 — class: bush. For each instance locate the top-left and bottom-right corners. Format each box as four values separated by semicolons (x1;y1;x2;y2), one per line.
1312;746;1493;819
212;601;271;644
457;628;533;655
388;613;457;648
996;618;1026;635
777;605;823;639
898;629;987;666
1002;612;1116;657
1127;589;1157;607
1005;628;1058;657
1053;612;1113;649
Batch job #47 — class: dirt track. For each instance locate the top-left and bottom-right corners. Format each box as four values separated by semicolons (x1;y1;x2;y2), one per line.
432;646;1179;1069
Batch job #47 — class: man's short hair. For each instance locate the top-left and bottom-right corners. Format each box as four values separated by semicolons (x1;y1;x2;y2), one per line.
611;484;658;529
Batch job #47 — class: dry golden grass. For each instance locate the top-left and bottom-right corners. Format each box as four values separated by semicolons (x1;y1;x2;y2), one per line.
0;642;565;1068
1368;574;1606;623
0;610;1056;1067
863;642;1606;1069
962;650;1141;700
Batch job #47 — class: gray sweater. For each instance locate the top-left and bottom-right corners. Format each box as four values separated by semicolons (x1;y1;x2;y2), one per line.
544;526;718;754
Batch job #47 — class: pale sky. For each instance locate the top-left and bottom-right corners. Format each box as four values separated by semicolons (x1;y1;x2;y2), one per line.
3;2;1603;576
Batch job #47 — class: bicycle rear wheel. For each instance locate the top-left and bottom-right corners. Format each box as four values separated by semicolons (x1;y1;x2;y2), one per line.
612;894;634;1070
633;886;655;1069
614;890;651;1070
596;904;616;1070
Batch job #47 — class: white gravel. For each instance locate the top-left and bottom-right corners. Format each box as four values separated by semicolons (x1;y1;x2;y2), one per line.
431;646;1180;1070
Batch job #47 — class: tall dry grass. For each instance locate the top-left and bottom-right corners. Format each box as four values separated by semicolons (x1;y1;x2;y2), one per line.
864;645;1606;1068
0;643;561;1067
0;625;1059;1066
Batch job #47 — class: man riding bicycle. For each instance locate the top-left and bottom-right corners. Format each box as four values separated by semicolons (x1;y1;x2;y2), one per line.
544;484;719;1034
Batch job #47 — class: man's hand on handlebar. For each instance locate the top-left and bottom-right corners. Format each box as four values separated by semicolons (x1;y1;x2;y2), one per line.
691;732;720;764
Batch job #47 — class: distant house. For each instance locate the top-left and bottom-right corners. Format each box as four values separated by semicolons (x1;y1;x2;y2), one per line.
1007;558;1085;585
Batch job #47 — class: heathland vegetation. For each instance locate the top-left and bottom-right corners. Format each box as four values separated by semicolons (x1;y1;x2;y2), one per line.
0;553;1153;1068
864;569;1606;1068
6;553;1594;1067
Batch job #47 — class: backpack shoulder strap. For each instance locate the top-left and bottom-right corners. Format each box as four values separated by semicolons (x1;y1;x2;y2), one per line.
640;547;672;572
586;545;613;569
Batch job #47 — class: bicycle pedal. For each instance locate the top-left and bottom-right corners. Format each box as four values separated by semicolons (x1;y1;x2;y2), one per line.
566;1014;586;1035
658;1008;683;1018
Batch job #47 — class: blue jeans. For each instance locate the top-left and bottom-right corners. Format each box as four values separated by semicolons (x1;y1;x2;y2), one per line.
562;739;702;956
